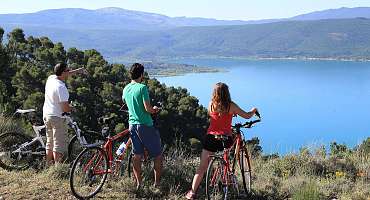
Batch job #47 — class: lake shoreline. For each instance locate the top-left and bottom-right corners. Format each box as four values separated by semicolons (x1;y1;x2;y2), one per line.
161;55;370;63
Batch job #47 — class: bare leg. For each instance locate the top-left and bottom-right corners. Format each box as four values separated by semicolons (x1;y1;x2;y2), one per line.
153;154;163;186
133;154;143;188
46;149;54;165
191;149;213;193
53;151;64;163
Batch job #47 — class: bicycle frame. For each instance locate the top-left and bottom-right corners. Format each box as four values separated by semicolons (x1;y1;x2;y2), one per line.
9;110;88;158
8;110;46;156
208;124;253;194
103;129;130;169
209;133;242;186
83;129;131;175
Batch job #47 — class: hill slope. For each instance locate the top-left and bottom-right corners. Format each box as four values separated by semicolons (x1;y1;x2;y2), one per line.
292;7;370;20
0;7;250;31
1;7;370;31
1;8;370;60
3;18;369;60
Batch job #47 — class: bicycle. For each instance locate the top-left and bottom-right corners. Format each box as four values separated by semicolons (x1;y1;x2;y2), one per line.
69;115;132;199
205;111;261;200
69;103;162;199
0;109;97;170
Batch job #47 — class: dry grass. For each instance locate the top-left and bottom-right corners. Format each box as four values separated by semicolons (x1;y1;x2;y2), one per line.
0;139;369;200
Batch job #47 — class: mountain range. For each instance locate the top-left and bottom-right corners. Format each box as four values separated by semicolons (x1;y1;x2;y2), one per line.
0;7;370;60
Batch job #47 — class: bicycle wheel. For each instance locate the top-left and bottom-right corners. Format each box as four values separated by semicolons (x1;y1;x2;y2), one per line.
127;152;133;178
67;131;105;162
67;135;83;163
0;132;33;170
239;147;252;194
70;146;108;199
206;157;228;200
116;144;132;177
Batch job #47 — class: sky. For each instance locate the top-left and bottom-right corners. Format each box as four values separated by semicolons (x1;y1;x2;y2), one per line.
1;0;370;20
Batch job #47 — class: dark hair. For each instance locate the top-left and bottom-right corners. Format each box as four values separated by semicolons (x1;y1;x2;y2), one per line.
129;63;144;80
54;63;68;76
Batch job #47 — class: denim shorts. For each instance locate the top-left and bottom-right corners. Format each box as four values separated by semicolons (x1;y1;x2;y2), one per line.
129;124;162;158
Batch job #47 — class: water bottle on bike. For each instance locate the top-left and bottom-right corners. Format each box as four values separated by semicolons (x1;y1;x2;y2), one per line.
116;141;127;156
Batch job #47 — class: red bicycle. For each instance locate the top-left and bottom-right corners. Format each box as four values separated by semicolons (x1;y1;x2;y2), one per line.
205;112;261;200
69;116;132;199
69;103;161;199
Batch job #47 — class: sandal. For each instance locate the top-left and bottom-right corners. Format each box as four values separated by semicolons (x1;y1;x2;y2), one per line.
185;190;196;200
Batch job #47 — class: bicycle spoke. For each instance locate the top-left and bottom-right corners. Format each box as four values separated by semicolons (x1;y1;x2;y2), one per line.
70;147;108;199
206;158;227;200
0;132;31;170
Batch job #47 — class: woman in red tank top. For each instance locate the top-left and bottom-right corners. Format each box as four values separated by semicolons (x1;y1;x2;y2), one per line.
186;82;259;199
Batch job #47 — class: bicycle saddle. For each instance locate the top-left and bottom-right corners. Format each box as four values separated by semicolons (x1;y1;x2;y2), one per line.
16;109;36;114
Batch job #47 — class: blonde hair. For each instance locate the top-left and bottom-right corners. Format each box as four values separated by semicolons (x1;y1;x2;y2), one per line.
210;82;231;113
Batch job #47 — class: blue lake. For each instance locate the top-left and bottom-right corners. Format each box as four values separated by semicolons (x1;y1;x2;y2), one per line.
157;58;370;155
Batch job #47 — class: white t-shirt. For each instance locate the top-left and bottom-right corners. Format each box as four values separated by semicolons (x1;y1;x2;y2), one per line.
43;75;69;117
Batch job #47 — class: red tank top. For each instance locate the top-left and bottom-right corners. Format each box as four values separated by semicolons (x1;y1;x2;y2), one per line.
207;112;233;135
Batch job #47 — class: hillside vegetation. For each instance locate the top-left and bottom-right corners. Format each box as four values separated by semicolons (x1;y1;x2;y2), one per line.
0;27;209;147
0;131;369;200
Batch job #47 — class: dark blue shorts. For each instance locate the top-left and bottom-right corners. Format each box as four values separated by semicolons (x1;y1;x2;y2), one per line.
129;124;162;158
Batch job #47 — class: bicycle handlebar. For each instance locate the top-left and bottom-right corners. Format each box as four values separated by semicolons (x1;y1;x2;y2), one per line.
232;119;261;129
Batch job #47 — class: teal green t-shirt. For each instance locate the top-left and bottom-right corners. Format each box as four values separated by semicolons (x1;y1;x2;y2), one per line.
122;82;153;126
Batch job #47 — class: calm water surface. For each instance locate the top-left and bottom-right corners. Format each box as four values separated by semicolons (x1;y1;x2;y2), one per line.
157;58;370;154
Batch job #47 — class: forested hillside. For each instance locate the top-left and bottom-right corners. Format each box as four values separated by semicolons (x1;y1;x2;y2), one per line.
0;27;209;146
2;18;370;61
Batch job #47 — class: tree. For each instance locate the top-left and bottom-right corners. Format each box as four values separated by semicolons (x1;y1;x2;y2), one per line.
0;27;13;113
1;28;210;148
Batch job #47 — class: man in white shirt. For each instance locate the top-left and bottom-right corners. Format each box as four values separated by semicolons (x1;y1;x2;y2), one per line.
43;63;86;164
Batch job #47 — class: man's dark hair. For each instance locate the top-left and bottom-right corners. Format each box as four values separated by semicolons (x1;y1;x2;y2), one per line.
54;63;68;76
130;63;144;80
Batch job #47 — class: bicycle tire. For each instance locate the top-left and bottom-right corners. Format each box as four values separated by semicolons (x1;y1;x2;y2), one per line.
67;131;105;162
70;146;108;199
67;135;83;163
240;147;252;194
206;157;228;200
0;132;33;170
